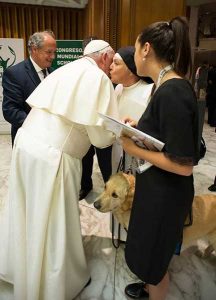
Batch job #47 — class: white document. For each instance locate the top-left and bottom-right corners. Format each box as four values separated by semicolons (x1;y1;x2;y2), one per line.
98;112;165;152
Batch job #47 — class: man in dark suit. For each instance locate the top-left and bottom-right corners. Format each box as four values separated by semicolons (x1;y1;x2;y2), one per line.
2;30;56;145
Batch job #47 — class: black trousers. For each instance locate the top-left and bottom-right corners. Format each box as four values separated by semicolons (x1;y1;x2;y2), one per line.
81;145;112;190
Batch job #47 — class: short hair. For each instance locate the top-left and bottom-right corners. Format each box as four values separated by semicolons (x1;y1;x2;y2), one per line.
27;30;55;54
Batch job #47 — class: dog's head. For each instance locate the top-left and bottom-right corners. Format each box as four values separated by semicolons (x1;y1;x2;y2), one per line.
94;172;135;213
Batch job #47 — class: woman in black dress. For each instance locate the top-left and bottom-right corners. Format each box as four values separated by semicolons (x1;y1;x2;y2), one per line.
121;17;199;300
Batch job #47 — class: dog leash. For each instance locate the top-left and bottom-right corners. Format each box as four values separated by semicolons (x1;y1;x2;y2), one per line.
111;215;121;249
112;222;128;300
113;246;118;300
112;152;126;299
111;152;128;249
79;202;120;300
111;215;128;249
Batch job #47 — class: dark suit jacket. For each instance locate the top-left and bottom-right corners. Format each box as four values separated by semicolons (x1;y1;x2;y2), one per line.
2;58;53;145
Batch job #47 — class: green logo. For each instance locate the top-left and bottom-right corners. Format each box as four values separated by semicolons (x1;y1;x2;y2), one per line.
0;45;16;71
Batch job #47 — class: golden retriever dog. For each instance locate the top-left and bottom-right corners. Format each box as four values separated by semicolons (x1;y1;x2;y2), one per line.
94;172;216;257
94;173;135;229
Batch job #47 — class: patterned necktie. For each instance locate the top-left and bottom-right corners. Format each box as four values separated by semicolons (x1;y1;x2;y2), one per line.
41;69;47;78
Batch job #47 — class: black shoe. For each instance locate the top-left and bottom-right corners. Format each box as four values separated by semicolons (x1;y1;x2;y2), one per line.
208;184;216;192
125;282;149;299
84;277;91;288
79;188;92;200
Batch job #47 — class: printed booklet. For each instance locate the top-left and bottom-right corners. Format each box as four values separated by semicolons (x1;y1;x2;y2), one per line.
98;112;165;151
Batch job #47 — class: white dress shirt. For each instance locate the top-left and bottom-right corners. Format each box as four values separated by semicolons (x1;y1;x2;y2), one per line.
30;56;47;81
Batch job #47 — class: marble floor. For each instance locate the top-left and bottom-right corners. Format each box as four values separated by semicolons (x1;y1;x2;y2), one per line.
0;118;216;300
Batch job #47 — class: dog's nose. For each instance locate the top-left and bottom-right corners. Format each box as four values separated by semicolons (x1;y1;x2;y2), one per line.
94;201;101;210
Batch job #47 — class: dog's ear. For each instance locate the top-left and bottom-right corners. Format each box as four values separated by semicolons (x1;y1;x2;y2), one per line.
122;174;135;195
121;173;135;211
122;194;133;211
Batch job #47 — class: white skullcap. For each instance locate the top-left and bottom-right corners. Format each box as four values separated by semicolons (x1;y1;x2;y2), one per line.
83;40;110;55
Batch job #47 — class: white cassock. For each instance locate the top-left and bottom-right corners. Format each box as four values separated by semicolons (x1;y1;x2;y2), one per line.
0;57;118;300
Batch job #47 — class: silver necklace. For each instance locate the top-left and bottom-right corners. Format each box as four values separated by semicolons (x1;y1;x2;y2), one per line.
155;65;173;91
148;65;173;102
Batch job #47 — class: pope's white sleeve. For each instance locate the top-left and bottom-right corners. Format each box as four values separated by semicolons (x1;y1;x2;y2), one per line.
85;125;116;148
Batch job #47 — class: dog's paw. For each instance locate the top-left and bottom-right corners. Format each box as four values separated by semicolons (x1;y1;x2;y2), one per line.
195;245;214;258
195;249;206;258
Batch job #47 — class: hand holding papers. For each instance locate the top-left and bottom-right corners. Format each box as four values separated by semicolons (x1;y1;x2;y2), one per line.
99;113;165;173
98;112;164;151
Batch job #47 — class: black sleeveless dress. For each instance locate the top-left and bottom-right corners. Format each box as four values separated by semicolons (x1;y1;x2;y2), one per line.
125;79;199;285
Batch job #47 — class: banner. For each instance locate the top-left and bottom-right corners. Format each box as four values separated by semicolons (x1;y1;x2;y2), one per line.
52;40;83;69
0;39;24;134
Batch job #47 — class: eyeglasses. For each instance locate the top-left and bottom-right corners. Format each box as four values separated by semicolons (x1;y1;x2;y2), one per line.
40;49;56;56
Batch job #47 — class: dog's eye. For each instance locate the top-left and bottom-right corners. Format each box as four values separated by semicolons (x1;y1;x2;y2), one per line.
112;192;118;198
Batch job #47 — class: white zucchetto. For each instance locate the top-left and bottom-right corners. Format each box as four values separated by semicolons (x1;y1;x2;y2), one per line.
83;40;110;55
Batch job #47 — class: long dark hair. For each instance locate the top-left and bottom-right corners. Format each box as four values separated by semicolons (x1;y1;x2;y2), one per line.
138;16;192;78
